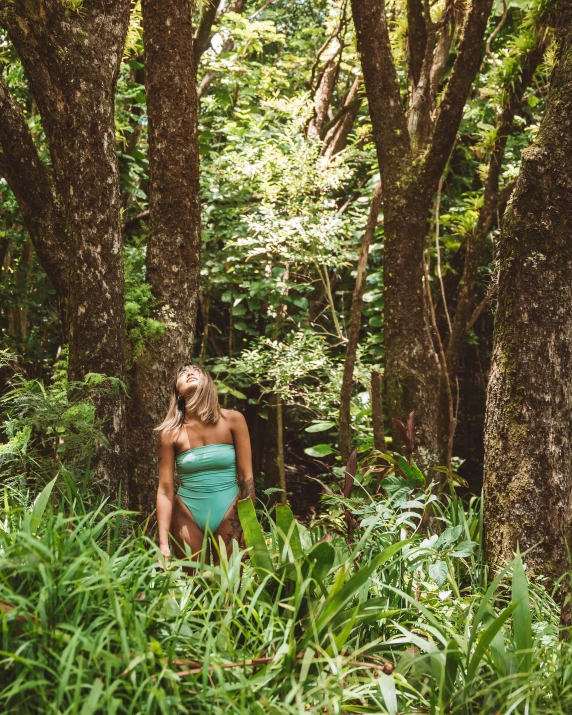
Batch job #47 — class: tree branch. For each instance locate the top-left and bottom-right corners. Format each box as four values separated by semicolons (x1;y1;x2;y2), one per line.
407;0;428;89
196;0;247;99
0;74;70;304
322;75;362;158
421;0;494;191
351;0;410;173
307;35;343;140
193;0;224;65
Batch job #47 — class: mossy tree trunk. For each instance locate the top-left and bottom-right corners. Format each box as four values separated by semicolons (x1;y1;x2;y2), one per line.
129;0;220;515
0;0;132;502
351;0;493;469
436;28;548;467
483;1;572;602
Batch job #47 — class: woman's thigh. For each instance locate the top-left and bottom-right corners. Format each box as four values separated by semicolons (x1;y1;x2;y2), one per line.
213;497;243;560
170;494;207;566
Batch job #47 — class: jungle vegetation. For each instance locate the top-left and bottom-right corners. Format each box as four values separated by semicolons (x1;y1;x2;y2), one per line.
2;0;572;712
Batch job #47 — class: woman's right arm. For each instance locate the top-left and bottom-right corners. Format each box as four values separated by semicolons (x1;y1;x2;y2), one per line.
156;429;175;566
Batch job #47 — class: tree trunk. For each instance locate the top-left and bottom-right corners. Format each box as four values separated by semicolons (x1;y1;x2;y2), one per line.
383;186;441;467
351;0;493;469
0;0;132;502
0;77;71;340
263;391;286;506
436;31;548;465
322;75;361;159
483;2;572;602
371;369;385;455
128;0;202;515
307;36;342;140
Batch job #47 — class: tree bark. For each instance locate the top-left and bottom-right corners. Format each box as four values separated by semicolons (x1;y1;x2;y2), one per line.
351;0;493;469
128;0;202;514
322;75;361;159
307;36;342;140
483;2;572;601
436;32;548;465
263;391;286;506
0;0;132;502
339;182;382;463
0;77;70;341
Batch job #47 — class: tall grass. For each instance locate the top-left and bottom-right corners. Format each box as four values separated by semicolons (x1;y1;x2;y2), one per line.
1;465;569;714
0;358;570;713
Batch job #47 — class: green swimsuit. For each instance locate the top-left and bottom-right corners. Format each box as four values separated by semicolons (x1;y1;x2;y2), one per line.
175;443;240;533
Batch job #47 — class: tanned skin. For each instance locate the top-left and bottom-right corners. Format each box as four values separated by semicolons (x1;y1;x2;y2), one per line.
156;366;255;571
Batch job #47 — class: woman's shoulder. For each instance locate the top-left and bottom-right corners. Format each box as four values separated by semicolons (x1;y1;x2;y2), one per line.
159;424;182;445
220;408;246;425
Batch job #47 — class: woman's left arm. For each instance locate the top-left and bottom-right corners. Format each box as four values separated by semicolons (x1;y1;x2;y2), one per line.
231;410;255;504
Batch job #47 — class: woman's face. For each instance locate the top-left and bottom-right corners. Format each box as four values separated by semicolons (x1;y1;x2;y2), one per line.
176;366;201;399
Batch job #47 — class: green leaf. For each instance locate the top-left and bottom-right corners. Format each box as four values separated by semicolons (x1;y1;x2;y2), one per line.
80;678;104;715
469;561;513;650
435;525;463;549
215;382;247;399
451;540;477;558
467;600;520;681
275;503;303;562
512;551;532;673
301;539;410;648
440;640;461;708
31;476;57;535
378;673;398;715
237;498;274;580
304;444;333;457
305;421;336;433
429;561;448;587
305;541;335;583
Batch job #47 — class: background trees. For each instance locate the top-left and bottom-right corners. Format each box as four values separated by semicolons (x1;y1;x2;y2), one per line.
0;0;132;499
0;0;555;517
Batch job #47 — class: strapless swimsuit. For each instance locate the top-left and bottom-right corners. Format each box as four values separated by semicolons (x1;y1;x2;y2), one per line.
175;443;240;533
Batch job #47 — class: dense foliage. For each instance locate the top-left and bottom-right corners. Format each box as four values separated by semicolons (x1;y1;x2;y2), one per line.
0;361;568;714
1;1;568;712
0;0;553;487
1;432;567;714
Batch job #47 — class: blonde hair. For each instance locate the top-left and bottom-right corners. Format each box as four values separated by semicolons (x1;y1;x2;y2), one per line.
154;364;222;434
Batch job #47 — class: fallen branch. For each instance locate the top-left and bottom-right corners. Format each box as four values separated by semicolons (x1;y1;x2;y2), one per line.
165;651;394;678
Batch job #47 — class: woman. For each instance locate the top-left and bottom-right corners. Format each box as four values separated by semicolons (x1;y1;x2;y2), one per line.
154;364;255;568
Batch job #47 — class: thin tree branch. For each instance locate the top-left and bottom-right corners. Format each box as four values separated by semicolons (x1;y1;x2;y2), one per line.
193;0;224;64
0;74;70;303
351;0;411;172
319;97;360;140
338;182;383;461
467;284;497;330
486;0;507;58
248;0;277;21
421;0;494;192
196;0;247;99
434;174;452;333
423;258;455;469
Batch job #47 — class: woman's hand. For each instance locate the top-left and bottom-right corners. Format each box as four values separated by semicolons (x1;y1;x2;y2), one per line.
158;543;171;569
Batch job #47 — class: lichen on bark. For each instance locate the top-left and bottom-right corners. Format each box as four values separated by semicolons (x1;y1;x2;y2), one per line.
483;0;572;609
